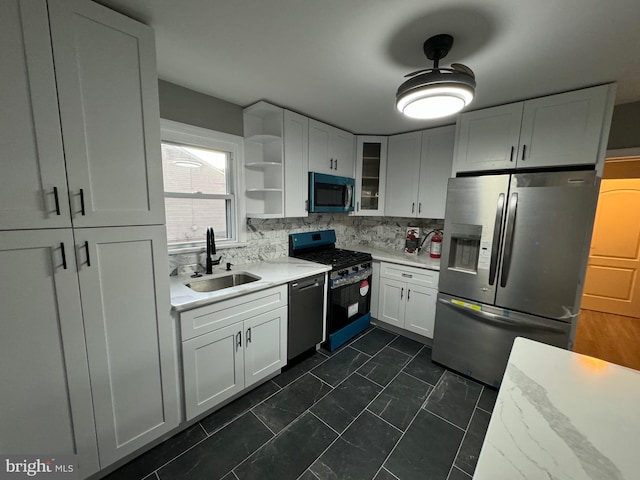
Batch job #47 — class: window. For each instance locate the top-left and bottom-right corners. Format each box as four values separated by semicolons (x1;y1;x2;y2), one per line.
160;120;245;250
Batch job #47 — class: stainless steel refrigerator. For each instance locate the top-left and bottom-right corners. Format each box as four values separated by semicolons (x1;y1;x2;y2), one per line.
432;170;599;387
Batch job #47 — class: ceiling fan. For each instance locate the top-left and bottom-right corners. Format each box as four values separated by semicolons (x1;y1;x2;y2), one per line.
396;34;476;119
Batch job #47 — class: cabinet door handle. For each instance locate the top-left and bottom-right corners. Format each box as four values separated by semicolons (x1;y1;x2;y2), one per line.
408;289;411;301
411;202;415;214
418;203;422;214
330;158;334;170
53;187;61;215
521;144;526;161
60;243;67;270
400;287;404;299
335;159;338;170
84;241;91;267
509;146;514;162
401;273;413;278
79;188;86;216
246;328;252;345
236;331;242;351
356;201;360;212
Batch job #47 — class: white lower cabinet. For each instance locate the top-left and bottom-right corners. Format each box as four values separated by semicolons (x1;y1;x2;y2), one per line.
75;226;179;467
181;288;288;420
0;226;177;476
0;230;99;475
377;262;439;339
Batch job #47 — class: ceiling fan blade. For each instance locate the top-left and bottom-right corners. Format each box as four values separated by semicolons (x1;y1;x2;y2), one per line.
404;68;432;78
451;63;475;78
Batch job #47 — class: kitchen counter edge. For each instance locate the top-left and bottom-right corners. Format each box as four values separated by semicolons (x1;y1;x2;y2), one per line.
474;337;640;480
170;257;331;312
340;244;441;271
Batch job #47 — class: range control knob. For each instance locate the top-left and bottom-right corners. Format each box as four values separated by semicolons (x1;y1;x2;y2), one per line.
339;270;349;276
361;263;370;269
352;266;359;272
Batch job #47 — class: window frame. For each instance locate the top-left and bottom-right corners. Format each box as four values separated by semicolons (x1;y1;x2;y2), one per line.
160;119;246;253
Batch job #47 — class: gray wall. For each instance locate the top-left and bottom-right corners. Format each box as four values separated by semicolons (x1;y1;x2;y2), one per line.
158;80;243;136
608;100;640;149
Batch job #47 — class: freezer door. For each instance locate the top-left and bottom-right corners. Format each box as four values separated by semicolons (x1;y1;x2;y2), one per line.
432;293;571;387
439;174;510;304
495;170;598;320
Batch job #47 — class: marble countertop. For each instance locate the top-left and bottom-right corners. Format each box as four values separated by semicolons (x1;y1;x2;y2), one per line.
340;244;441;270
474;337;640;480
170;257;331;312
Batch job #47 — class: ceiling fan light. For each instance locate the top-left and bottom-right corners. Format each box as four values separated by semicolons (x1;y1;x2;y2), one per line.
396;83;475;119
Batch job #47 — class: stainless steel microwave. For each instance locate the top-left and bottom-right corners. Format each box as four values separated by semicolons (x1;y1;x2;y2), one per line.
308;172;355;213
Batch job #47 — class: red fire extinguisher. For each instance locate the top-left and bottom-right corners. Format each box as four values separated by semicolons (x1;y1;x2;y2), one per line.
430;230;443;258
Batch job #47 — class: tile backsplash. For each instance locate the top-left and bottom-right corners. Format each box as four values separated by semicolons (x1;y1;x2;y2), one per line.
169;214;443;275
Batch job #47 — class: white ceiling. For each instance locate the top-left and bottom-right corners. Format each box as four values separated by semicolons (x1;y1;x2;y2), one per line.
97;0;640;135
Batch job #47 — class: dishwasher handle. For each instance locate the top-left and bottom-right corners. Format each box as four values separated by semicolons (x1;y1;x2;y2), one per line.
291;276;325;291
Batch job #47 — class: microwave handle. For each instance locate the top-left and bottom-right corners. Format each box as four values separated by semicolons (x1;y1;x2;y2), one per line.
344;185;353;209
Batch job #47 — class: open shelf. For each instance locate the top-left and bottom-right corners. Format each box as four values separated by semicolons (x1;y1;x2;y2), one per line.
245;162;283;169
246;213;284;219
245;134;282;144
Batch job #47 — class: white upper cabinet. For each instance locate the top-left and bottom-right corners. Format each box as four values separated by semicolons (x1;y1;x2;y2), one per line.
308;119;354;177
385;127;455;219
48;0;165;227
385;132;422;217
0;0;71;230
454;103;523;173
283;110;309;217
418;126;455;219
518;86;609;168
454;84;613;174
354;136;388;216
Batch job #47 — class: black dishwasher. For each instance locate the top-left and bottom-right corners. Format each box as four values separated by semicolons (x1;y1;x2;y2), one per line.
288;274;325;360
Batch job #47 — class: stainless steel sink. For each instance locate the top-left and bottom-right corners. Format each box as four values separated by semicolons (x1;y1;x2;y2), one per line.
185;272;261;293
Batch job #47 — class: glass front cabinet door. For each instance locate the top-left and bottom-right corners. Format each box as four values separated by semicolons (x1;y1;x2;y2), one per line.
354;136;388;216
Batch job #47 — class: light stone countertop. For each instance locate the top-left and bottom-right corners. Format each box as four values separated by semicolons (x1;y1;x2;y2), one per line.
340;244;441;270
170;257;331;312
474;337;640;480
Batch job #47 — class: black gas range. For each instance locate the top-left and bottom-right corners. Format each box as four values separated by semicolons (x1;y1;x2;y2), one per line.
289;230;372;351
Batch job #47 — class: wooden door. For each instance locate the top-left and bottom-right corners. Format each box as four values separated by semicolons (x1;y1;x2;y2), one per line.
182;322;245;420
385;132;422;217
0;230;99;475
244;306;288;388
0;0;71;229
49;0;165;227
582;178;640;317
75;226;179;467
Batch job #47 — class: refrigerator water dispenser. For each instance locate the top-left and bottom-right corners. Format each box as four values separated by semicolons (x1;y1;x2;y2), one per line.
448;224;482;273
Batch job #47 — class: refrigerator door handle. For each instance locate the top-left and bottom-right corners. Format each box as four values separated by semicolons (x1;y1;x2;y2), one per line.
438;298;566;333
489;193;505;285
500;192;518;288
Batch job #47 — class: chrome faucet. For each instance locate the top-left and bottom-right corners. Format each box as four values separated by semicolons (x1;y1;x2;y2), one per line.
205;227;221;274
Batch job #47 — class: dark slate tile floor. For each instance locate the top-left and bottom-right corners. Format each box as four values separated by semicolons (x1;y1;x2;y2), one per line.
105;326;496;480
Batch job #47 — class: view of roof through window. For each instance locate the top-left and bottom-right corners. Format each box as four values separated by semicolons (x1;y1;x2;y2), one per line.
162;143;231;245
